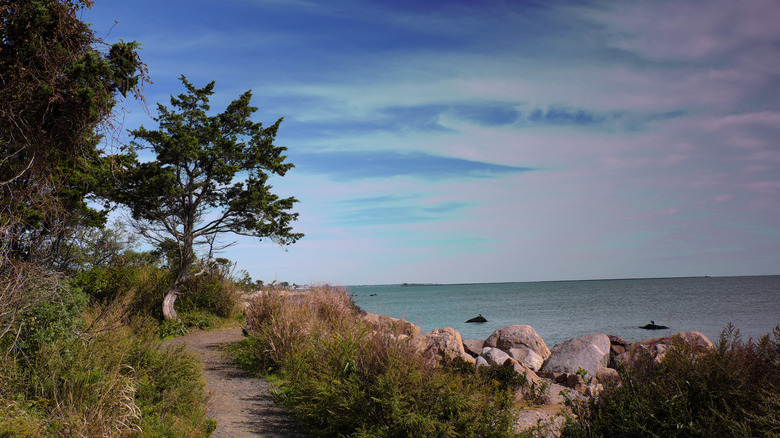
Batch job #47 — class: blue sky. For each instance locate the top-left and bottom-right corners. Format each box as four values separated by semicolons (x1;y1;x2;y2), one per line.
85;0;780;285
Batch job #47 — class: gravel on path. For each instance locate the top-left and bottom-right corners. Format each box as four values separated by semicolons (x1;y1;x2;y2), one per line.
167;327;305;438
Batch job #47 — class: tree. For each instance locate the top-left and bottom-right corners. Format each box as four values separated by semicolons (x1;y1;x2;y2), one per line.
1;0;147;264
110;77;303;320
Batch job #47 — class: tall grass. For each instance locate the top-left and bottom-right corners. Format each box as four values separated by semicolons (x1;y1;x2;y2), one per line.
234;286;523;437
0;268;216;437
562;324;780;437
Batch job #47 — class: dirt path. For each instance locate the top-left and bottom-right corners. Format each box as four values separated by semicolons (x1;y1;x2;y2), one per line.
167;327;305;438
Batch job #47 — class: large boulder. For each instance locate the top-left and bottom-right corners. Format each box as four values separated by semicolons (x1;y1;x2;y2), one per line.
540;333;610;378
481;347;512;366
485;325;551;360
619;331;714;367
415;328;475;364
360;312;421;338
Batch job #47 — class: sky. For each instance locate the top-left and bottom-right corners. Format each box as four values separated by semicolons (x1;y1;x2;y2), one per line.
83;0;780;286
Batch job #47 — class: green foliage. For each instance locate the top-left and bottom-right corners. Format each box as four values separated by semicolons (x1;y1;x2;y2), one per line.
235;287;522;437
177;269;242;319
105;76;302;319
13;283;88;357
0;0;148;263
563;325;780;437
158;319;190;339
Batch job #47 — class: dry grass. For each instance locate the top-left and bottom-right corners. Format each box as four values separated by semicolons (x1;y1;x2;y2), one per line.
238;285;522;437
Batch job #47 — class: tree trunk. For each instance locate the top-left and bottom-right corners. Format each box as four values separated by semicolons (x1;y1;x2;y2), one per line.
162;285;179;321
162;271;189;321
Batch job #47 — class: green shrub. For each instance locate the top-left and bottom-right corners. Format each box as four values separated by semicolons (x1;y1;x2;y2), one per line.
158;319;190;339
13;283;88;357
563;325;780;437
179;309;218;330
177;270;241;319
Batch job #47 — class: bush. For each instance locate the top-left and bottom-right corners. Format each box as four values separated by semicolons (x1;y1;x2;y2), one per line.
177;269;242;319
563;325;780;437
235;286;522;437
12;282;88;358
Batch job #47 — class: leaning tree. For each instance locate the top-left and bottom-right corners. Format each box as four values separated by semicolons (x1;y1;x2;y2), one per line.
109;76;303;320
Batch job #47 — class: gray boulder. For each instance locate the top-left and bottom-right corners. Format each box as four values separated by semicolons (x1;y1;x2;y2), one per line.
509;347;544;371
540;333;610;378
481;347;512;366
360;312;421;338
485;325;551;360
415;327;475;365
462;339;484;358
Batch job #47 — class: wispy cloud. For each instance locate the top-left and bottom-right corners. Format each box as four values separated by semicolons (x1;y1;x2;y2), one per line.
292;151;534;180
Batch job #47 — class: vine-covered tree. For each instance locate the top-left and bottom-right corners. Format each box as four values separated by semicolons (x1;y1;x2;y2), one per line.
110;77;303;320
0;0;146;264
1;0;146;347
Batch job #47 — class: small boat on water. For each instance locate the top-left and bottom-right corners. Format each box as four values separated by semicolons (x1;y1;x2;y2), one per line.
466;314;487;323
639;320;669;330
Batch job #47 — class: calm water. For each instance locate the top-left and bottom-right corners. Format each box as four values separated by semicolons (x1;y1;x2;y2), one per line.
348;276;780;347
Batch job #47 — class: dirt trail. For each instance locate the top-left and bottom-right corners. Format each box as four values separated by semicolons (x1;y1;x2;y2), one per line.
167;327;304;438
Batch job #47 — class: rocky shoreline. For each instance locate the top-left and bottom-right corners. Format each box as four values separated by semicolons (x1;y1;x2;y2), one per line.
358;311;714;435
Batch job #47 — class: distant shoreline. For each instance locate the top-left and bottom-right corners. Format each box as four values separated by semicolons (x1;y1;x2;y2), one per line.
354;274;779;288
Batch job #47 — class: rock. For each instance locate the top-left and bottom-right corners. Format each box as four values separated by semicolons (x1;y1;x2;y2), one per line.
466;314;487;323
462;339;484;358
505;358;541;386
607;335;629;368
360;312;421;338
485;325;551;360
596;367;621;388
620;331;714;367
509;347;544;371
639;320;669;330
514;406;567;437
481;347;512;366
566;373;585;390
476;356;489;367
415;327;474;364
540;333;610;379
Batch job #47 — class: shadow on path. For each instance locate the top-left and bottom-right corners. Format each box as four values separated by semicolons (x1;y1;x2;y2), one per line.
168;328;304;438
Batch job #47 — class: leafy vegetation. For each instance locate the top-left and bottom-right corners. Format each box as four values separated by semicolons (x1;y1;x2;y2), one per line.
104;77;303;320
233;286;525;437
561;325;780;437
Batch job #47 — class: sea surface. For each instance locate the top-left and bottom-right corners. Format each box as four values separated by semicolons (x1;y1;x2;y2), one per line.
348;276;780;347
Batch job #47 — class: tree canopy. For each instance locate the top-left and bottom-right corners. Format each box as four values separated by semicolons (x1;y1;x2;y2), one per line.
109;76;303;319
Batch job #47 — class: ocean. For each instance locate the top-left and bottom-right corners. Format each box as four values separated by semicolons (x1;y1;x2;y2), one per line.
347;276;780;348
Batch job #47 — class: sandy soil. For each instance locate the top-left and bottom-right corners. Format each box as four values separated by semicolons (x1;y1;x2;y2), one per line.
167;327;305;438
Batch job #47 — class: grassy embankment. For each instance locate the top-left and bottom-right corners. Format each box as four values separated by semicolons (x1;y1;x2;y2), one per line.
0;261;244;437
232;286;780;438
